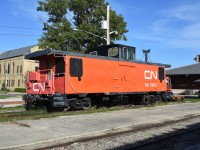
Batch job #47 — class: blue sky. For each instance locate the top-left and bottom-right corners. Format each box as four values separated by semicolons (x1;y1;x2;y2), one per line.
0;0;200;68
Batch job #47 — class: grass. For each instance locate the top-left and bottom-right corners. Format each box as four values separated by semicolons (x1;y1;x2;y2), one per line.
0;95;14;99
0;106;25;111
0;105;142;122
0;90;9;94
0;98;199;122
184;97;200;103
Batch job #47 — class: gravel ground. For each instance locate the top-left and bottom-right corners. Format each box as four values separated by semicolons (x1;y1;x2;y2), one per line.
49;117;200;150
137;128;200;150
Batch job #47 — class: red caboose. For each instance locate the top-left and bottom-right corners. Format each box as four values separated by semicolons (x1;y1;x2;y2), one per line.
23;44;171;111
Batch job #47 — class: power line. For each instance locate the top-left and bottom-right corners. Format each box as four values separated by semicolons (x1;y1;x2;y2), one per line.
0;25;42;30
0;33;41;36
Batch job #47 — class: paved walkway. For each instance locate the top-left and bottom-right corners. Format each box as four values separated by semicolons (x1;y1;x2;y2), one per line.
0;102;200;150
0;96;24;108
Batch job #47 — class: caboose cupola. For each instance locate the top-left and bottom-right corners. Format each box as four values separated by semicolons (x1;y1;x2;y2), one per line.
91;44;136;61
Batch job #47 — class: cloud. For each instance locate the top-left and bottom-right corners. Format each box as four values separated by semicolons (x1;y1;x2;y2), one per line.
162;3;200;21
7;0;37;17
181;22;200;38
132;2;200;49
6;0;47;24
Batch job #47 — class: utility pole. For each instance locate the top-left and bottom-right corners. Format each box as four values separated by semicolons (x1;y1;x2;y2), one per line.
106;5;110;45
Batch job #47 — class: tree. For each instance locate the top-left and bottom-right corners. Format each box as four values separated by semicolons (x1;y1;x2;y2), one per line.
37;0;128;52
69;0;128;50
37;0;75;51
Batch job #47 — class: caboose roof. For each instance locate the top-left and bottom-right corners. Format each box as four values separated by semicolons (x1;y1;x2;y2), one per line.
25;49;67;59
25;49;171;68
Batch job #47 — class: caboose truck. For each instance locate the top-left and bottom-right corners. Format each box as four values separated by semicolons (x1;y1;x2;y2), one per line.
23;44;171;111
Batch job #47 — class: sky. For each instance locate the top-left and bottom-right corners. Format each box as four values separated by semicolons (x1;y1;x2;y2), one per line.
0;0;200;69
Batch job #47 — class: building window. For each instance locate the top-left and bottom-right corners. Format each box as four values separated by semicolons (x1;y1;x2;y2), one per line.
18;79;20;87
17;66;19;73
11;80;15;87
0;64;1;74
20;65;22;73
4;63;6;74
8;63;10;74
13;62;15;73
35;67;39;71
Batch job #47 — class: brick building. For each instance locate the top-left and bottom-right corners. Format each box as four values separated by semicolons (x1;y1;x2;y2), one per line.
0;45;40;91
167;55;200;94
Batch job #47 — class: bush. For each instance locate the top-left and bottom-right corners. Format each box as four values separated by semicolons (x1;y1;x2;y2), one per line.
1;83;9;93
14;88;26;93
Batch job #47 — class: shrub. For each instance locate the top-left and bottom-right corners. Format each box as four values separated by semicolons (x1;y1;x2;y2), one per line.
14;88;26;93
1;83;9;93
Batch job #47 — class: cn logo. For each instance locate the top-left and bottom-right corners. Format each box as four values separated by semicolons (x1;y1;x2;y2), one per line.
33;83;45;92
144;70;158;80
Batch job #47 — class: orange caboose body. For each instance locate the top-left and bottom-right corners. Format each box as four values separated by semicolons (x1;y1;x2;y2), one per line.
24;44;171;110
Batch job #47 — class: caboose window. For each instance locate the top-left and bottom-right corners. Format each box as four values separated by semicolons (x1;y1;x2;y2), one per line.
158;67;164;81
56;58;65;74
70;58;83;79
46;60;52;69
121;47;134;60
108;47;118;57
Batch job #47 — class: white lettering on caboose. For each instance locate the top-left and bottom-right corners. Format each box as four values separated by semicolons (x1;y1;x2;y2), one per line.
144;70;158;80
33;83;45;92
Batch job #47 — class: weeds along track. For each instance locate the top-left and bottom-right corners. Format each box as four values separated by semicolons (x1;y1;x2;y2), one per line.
0;103;142;122
0;101;196;122
0;110;47;122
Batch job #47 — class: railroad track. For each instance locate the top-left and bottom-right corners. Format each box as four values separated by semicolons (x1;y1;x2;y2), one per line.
36;114;200;150
128;118;200;150
131;124;200;150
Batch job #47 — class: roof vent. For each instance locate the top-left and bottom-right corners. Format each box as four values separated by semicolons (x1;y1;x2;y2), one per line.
194;55;200;63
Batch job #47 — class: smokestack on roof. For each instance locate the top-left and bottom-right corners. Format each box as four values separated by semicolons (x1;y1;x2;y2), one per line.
143;49;150;62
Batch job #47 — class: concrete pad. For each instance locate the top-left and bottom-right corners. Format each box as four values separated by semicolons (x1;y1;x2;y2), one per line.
0;102;200;150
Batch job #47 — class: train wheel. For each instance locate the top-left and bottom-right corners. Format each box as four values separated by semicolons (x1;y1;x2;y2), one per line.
25;100;35;111
128;95;134;105
141;95;150;105
70;99;83;110
82;98;92;110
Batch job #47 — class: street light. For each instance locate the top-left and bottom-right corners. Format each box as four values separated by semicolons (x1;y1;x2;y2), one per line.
109;31;118;35
73;28;118;44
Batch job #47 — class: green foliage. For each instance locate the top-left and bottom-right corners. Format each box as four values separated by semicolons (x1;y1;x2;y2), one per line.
0;95;13;99
184;98;200;102
1;83;9;93
14;88;26;93
37;0;75;51
37;0;128;52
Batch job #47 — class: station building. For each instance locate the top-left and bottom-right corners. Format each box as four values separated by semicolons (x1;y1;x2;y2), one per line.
166;55;200;94
0;45;40;91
